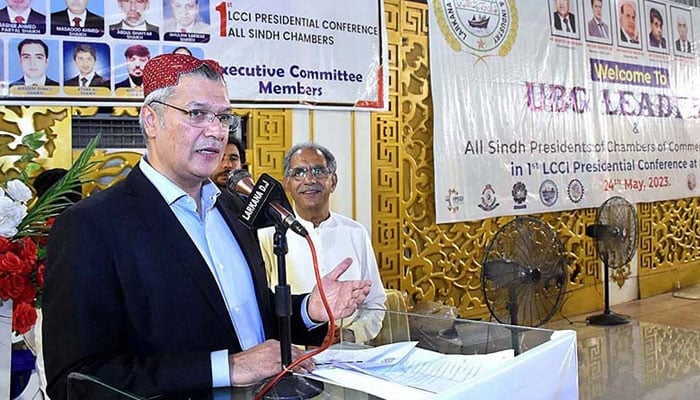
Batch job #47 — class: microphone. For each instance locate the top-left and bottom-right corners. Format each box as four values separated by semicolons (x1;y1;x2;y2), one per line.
585;224;622;239
226;169;308;237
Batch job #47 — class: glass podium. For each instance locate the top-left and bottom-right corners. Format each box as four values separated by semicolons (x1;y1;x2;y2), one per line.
66;309;578;399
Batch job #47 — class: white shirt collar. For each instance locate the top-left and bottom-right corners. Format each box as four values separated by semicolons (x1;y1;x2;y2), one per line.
79;71;96;85
8;9;30;21
139;155;220;207
23;76;46;86
175;20;198;30
67;10;87;26
121;20;147;30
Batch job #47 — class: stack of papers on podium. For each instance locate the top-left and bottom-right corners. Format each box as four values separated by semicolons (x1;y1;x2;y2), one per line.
314;341;419;368
307;341;514;399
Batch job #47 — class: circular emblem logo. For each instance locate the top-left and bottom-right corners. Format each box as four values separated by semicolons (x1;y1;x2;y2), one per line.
445;188;464;213
567;179;584;203
435;0;517;55
478;184;499;211
539;180;558;207
511;181;527;209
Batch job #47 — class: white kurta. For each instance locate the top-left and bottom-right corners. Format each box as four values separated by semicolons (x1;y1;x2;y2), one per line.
258;212;386;344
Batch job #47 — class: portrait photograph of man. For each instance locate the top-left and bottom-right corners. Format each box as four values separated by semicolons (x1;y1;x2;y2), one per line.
108;0;159;40
671;8;694;56
8;38;61;96
114;44;154;96
584;0;612;44
9;39;59;87
0;0;46;33
549;0;581;40
618;0;642;49
645;2;669;53
163;0;210;42
62;41;111;95
50;0;104;37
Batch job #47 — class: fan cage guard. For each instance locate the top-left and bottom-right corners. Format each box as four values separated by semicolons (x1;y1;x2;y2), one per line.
585;196;639;326
594;196;639;269
481;216;568;327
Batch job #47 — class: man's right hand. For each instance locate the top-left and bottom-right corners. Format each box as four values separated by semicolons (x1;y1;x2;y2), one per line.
228;340;315;386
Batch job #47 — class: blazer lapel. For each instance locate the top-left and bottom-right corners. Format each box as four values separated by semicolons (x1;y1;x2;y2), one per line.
123;166;238;340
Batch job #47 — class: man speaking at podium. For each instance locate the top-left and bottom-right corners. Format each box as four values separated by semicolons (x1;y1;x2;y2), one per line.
42;53;371;400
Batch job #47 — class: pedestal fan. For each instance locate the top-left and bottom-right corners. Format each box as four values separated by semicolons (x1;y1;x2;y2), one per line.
585;196;638;325
481;216;568;327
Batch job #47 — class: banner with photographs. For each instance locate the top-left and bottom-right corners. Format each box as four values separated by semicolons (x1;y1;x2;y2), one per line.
0;0;387;110
429;0;700;223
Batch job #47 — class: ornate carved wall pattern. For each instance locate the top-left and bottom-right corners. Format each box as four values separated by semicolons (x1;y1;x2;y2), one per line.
79;150;142;196
372;0;403;292
638;198;700;271
244;110;292;180
0;106;72;184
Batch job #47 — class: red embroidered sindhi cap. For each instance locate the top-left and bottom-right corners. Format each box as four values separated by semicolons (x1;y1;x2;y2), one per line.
143;54;223;97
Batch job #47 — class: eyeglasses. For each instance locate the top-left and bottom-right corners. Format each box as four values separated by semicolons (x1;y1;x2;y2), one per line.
286;166;333;181
149;100;237;128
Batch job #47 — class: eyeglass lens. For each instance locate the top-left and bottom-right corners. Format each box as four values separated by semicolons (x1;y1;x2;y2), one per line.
290;166;331;180
189;111;236;128
151;101;236;128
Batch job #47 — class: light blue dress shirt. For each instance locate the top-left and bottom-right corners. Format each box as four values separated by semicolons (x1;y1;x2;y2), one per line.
139;158;265;387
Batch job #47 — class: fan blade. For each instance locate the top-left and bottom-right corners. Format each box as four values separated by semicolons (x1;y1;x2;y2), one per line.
481;216;568;327
483;259;529;288
586;224;622;239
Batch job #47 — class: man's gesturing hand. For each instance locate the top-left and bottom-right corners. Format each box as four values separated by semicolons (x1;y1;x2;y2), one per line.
307;257;372;322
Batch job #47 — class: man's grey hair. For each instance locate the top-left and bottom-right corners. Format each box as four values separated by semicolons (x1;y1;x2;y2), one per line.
283;142;337;176
138;64;226;135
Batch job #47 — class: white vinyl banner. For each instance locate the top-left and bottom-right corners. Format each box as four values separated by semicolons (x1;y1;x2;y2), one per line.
218;1;387;109
429;0;700;223
0;0;387;110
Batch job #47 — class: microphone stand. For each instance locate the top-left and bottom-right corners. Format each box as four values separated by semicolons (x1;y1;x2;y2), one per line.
259;222;323;400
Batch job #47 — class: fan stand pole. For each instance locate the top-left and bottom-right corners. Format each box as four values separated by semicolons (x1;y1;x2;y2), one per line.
587;261;629;326
508;290;522;356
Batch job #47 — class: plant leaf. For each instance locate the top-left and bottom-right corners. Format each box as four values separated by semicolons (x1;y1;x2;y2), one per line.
21;131;46;150
15;135;101;237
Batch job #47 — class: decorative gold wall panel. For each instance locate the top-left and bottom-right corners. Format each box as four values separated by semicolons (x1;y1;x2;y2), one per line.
638;198;700;297
371;0;700;321
0;106;73;183
77;150;142;196
243;110;292;180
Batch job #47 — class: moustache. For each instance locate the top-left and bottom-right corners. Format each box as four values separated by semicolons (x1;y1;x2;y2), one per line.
196;141;224;154
299;183;324;192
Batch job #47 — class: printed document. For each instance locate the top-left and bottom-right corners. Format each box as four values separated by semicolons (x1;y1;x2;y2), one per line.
306;341;514;398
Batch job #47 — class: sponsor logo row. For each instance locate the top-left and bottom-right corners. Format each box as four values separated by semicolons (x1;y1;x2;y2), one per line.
445;178;585;214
